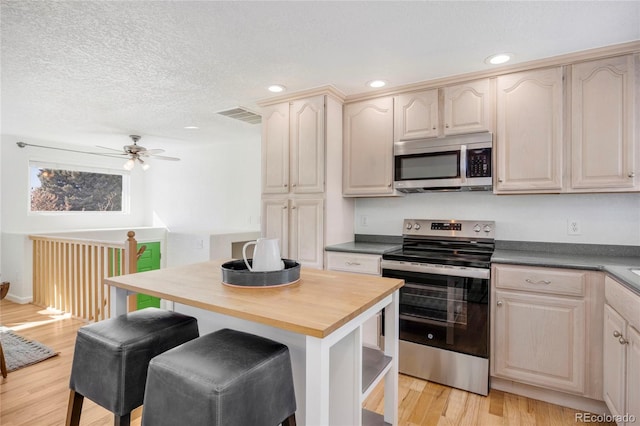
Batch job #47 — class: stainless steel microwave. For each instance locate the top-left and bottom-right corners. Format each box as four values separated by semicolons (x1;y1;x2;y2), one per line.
394;132;493;193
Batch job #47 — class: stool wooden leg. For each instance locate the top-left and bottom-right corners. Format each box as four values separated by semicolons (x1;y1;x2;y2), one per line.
282;413;296;426
0;341;7;378
65;390;84;426
114;413;131;426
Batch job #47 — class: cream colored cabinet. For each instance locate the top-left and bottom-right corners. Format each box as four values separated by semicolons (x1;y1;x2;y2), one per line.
262;197;324;269
571;54;637;192
492;264;604;398
443;79;492;135
262;95;324;194
343;96;395;196
495;67;564;193
603;276;640;425
394;79;492;141
394;89;438;140
259;89;354;270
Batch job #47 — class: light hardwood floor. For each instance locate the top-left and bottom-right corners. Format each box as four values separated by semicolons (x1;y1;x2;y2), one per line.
1;300;613;425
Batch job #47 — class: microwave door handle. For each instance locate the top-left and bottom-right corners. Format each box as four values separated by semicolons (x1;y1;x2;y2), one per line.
460;145;467;184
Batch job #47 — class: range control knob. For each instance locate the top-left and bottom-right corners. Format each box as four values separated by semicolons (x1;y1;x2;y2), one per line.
414;223;421;230
406;223;412;230
474;224;481;233
483;224;492;233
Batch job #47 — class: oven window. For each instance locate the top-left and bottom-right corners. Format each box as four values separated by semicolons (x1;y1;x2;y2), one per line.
395;151;460;180
383;269;488;358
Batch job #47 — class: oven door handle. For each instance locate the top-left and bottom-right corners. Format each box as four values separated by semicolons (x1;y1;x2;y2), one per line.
381;260;490;279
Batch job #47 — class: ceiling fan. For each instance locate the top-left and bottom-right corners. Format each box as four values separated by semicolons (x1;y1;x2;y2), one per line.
97;135;180;170
17;135;180;171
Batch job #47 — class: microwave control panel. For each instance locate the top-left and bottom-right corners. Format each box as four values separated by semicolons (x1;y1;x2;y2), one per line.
467;148;492;178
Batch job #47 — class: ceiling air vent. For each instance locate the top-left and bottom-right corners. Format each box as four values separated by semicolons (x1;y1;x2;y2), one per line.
217;107;261;124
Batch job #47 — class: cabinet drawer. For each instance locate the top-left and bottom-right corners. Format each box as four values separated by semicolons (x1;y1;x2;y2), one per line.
605;276;640;331
493;264;586;297
326;252;381;276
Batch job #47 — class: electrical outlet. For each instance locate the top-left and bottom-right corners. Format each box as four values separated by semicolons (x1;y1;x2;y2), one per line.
360;215;368;227
567;219;581;236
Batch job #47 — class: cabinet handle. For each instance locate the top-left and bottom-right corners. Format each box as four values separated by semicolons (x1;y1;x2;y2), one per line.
432;126;436;130
498;179;503;183
629;172;635;178
282;206;287;209
388;183;392;188
346;261;361;266
525;278;551;285
284;184;288;187
497;300;503;306
291;206;296;210
613;330;622;338
292;183;297;187
445;124;450;128
619;336;629;345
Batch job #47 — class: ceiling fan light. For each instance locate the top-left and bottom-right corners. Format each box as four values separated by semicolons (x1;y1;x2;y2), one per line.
141;163;150;171
123;159;135;171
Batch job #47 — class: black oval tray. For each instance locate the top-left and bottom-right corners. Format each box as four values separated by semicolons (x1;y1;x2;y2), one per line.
221;259;300;288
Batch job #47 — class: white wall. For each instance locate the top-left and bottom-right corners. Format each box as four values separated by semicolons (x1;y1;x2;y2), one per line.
355;191;640;246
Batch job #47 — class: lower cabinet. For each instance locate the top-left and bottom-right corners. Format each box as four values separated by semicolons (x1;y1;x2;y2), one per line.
491;264;604;400
603;276;640;426
262;197;324;269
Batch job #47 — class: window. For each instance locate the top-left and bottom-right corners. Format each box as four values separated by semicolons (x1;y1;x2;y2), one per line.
29;162;129;213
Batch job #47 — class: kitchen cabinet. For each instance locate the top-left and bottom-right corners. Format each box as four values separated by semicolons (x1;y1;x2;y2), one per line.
394;89;438;140
570;54;637;192
325;251;383;349
443;79;492;135
603;276;640;425
262;95;324;194
495;67;564;193
491;264;604;398
259;88;353;270
343;96;396;196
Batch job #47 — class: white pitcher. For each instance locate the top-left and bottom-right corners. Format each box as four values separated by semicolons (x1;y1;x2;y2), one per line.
242;238;284;272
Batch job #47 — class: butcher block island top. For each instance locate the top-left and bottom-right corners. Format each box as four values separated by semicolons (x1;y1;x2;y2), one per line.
104;259;404;338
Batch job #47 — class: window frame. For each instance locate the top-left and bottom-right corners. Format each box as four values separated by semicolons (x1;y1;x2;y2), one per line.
28;160;131;215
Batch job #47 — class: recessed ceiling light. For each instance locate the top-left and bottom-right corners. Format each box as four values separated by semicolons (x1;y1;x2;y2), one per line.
184;126;199;130
485;53;512;65
268;84;286;93
367;80;388;88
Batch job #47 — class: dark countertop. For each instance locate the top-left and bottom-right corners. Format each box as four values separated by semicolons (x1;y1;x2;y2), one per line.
492;242;640;295
325;234;402;255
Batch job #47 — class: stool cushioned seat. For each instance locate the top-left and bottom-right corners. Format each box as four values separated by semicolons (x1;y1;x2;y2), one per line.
142;328;296;426
68;307;199;423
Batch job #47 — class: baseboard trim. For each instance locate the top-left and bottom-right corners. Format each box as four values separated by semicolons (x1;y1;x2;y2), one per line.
5;294;33;304
491;377;610;415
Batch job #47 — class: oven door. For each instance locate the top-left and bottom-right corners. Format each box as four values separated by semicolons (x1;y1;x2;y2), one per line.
382;267;489;358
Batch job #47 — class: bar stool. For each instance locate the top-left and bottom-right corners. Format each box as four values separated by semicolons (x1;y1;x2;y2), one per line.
142;328;297;426
66;307;199;426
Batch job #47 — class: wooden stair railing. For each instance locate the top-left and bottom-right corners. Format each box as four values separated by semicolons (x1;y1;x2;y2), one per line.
30;231;138;322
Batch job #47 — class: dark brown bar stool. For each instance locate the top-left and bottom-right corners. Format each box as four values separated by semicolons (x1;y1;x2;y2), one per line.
66;307;199;426
141;328;297;426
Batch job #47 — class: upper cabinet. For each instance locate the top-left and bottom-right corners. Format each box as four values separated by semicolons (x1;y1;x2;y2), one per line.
393;79;492;141
262;95;325;194
495;67;564;193
570;55;637;191
343;96;395;196
443;79;493;135
394;89;438;140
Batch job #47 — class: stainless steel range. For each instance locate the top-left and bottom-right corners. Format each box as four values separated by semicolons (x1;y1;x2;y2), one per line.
381;219;495;395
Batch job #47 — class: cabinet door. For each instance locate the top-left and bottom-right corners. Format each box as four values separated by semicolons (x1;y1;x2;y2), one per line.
493;289;585;394
571;55;636;190
394;89;438;140
603;304;627;419
495;67;564;192
290;95;325;194
343;97;395;196
262;198;289;258
626;325;640;425
443;79;492;135
289;198;324;269
262;103;290;194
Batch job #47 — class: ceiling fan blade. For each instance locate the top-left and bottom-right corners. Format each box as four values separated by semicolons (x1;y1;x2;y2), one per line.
138;148;165;156
150;155;181;161
96;145;128;154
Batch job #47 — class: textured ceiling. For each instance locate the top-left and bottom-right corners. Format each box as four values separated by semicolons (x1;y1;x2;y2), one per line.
2;1;639;150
